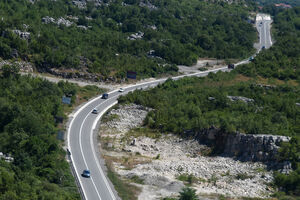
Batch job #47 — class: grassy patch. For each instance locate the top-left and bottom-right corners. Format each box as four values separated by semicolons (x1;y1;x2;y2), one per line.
176;173;205;186
130;175;144;185
106;160;140;200
235;173;254;180
102;113;120;123
104;155;151;170
122;127;162;144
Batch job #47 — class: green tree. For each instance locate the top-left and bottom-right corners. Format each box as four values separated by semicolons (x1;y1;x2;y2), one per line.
179;187;198;200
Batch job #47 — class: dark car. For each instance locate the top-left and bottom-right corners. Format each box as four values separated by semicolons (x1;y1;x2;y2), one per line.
92;109;98;114
262;46;265;50
102;93;108;99
82;169;90;178
228;64;235;69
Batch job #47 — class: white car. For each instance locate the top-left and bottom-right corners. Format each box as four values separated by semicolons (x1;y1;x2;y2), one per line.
119;88;124;92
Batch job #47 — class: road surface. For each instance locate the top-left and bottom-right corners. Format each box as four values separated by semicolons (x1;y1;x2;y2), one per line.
67;14;272;200
256;14;273;50
67;67;230;200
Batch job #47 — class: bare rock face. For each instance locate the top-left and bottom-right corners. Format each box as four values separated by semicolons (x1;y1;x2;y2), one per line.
223;133;290;162
195;127;291;170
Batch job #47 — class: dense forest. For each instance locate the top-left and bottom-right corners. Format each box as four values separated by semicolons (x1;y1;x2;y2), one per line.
0;0;256;79
0;66;79;199
118;7;300;198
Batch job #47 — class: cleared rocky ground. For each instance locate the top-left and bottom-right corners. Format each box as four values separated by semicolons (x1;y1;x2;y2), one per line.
99;104;274;200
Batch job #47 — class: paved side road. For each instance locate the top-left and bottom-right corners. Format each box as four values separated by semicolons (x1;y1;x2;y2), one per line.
67;13;272;200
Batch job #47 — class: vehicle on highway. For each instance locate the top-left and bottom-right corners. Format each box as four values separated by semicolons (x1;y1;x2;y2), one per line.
82;169;91;178
92;109;98;114
228;64;235;69
119;88;124;92
102;93;109;99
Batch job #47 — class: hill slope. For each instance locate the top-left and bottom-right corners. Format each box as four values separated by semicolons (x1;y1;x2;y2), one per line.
0;0;256;79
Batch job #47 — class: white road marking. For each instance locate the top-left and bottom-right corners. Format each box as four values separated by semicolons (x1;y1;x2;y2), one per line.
91;101;118;200
68;119;88;199
79;112;102;200
67;16;272;198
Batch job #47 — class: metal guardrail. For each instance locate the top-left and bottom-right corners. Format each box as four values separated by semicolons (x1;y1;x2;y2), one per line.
67;151;86;200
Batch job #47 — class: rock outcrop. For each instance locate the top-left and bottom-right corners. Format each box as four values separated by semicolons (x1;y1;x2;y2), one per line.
42;16;73;27
0;60;34;73
194;127;291;170
223;133;289;162
13;30;30;40
227;95;254;103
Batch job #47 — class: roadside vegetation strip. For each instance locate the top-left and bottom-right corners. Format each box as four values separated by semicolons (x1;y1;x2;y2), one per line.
106;158;140;200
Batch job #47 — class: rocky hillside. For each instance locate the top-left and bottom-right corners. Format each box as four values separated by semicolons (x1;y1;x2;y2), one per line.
99;104;283;199
0;0;256;80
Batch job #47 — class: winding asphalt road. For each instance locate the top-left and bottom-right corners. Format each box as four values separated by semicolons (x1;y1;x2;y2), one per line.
67;13;272;200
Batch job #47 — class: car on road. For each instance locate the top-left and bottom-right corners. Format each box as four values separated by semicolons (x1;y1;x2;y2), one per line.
82;169;90;178
249;56;254;61
228;64;235;69
102;93;109;99
92;109;98;114
119;88;124;92
262;46;265;50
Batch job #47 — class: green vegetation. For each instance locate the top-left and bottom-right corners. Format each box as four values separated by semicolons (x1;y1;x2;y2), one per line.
237;8;300;198
250;0;300;7
179;187;198;200
163;187;199;200
118;7;300;197
130;175;144;184
119;73;300;136
106;160;140;200
235;173;254;180
236;7;300;81
0;66;79;199
176;174;203;186
273;137;300;197
0;0;256;79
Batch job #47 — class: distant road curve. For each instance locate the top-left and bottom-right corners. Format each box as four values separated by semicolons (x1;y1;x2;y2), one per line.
67;13;272;200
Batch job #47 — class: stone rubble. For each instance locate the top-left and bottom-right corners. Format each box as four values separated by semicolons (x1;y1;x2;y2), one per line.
100;104;276;199
103;104;151;135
